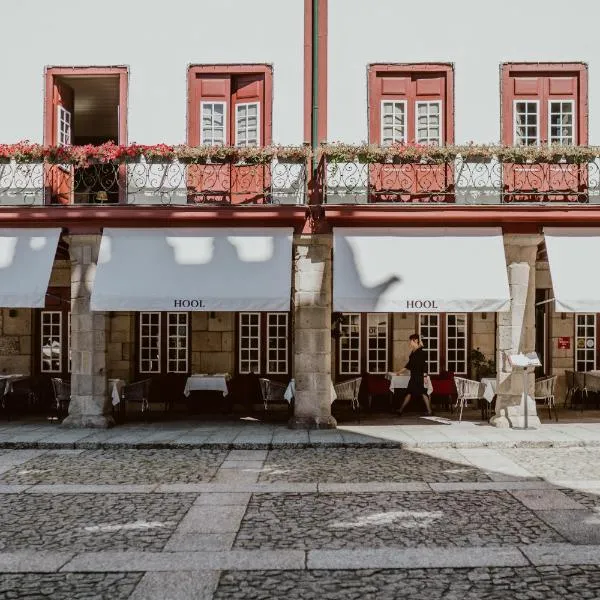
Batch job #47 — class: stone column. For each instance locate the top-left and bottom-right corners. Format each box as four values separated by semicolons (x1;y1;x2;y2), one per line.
62;235;113;428
289;233;336;429
491;234;542;429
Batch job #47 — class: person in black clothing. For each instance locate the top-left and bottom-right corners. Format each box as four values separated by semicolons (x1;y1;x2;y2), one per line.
396;333;433;416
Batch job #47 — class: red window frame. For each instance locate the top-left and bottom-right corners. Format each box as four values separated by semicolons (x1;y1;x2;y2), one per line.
501;62;588;146
368;63;454;146
187;64;273;147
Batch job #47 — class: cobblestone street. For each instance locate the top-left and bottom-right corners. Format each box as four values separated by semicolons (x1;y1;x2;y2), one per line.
2;431;600;598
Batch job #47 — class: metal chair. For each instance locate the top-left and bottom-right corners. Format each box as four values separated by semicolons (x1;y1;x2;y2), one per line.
259;378;288;411
122;379;152;419
333;377;362;422
564;370;576;408
453;376;485;422
584;372;600;410
50;378;71;421
573;371;588;412
534;376;558;421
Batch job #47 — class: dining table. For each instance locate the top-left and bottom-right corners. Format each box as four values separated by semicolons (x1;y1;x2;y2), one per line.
284;379;337;405
183;374;231;397
109;378;126;407
480;377;497;403
386;373;434;396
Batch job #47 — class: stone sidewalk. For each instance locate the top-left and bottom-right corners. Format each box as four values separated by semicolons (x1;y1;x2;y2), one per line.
0;418;600;449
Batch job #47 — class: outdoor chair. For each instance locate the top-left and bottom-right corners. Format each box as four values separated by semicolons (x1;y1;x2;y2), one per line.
534;376;558;422
50;378;71;421
572;371;588;412
259;378;288;411
7;377;38;418
584;372;600;410
364;373;392;411
564;370;576;408
453;376;485;423
431;371;456;413
333;377;362;422
122;379;152;419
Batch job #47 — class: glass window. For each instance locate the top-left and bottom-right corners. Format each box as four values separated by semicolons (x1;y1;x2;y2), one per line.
416;101;442;145
235;102;260;147
381;101;406;146
57;106;71;146
139;312;161;374
167;312;189;373
239;312;261;374
514;101;539;146
446;313;467;374
575;314;596;372
266;313;288;374
339;313;361;375
41;311;62;373
367;313;388;373
201;102;226;146
549;100;574;146
419;314;440;374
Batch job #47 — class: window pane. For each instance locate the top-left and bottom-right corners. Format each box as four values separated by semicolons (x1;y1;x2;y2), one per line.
201;102;226;146
339;314;361;375
415;102;442;145
239;313;261;373
419;314;440;374
381;101;405;146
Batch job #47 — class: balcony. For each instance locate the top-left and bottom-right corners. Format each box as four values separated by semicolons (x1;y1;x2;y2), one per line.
321;144;600;205
0;143;308;206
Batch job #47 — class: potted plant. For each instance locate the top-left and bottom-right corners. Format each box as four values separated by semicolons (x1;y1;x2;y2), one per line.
470;348;496;380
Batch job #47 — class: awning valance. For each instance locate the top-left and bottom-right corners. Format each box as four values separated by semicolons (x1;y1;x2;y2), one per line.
0;228;61;307
333;227;510;312
544;227;600;313
90;227;293;311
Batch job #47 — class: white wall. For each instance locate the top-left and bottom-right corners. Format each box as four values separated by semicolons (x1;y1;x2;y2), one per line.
1;0;304;145
329;0;600;144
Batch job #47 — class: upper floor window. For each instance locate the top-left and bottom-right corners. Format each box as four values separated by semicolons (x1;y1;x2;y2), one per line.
502;63;587;146
188;65;272;147
368;64;454;146
57;106;72;146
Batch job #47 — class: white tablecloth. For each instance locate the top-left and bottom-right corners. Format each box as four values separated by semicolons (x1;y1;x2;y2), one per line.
183;374;230;397
0;374;25;396
480;378;497;403
386;373;434;395
284;379;337;405
109;379;126;406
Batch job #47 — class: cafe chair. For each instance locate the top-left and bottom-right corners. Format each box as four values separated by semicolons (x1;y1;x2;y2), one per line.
333;377;362;422
122;379;152;420
453;376;485;423
584;372;600;410
564;370;577;408
8;377;38;418
259;378;288;411
431;371;456;413
534;376;558;422
572;371;588;412
50;378;71;421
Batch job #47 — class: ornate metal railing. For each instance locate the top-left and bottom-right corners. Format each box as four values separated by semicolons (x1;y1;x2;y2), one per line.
323;155;600;204
0;159;307;206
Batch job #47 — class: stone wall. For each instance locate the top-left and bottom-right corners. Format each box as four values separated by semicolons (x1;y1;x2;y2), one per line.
48;260;71;288
0;309;32;375
191;312;235;374
107;313;135;381
471;313;496;377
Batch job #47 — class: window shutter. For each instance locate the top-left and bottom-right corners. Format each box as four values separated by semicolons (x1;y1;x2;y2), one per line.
232;75;264;147
192;75;231;146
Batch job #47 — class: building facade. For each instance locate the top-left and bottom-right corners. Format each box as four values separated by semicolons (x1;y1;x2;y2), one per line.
1;0;599;428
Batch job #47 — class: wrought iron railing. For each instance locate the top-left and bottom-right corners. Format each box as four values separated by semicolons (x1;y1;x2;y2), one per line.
0;158;307;206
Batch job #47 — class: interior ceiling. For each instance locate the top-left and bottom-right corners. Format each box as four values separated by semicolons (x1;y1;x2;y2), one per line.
58;76;119;141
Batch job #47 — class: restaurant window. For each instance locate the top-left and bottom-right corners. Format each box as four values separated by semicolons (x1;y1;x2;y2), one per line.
368;64;454;146
501;63;587;146
40;311;63;373
446;314;467;374
238;312;289;375
418;314;440;375
367;313;388;373
575;313;596;372
339;313;361;375
139;312;161;374
167;312;189;374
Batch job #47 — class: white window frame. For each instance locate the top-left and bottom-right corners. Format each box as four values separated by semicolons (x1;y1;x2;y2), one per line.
445;313;468;375
266;312;288;375
166;312;189;374
366;313;389;374
57;105;72;147
548;99;576;146
513;99;540;146
200;101;227;146
415;100;443;146
419;314;440;375
235;102;260;147
239;312;261;374
380;100;407;146
40;311;63;374
139;312;161;374
339;313;361;375
575;313;596;372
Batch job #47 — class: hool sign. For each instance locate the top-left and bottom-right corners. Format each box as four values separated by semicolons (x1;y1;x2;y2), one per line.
405;300;439;309
173;299;205;308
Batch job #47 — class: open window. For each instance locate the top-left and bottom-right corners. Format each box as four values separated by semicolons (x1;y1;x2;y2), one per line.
44;66;128;204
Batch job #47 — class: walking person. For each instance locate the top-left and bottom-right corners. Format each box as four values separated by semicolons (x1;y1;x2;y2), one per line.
396;333;433;417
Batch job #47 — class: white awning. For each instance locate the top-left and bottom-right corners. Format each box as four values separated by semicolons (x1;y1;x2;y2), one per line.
0;228;61;307
333;227;510;312
91;227;293;311
544;227;600;312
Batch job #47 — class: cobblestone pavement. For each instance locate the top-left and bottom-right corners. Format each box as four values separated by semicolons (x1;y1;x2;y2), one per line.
259;449;490;483
214;566;600;600
235;491;563;549
0;493;196;552
0;573;142;600
0;449;227;484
